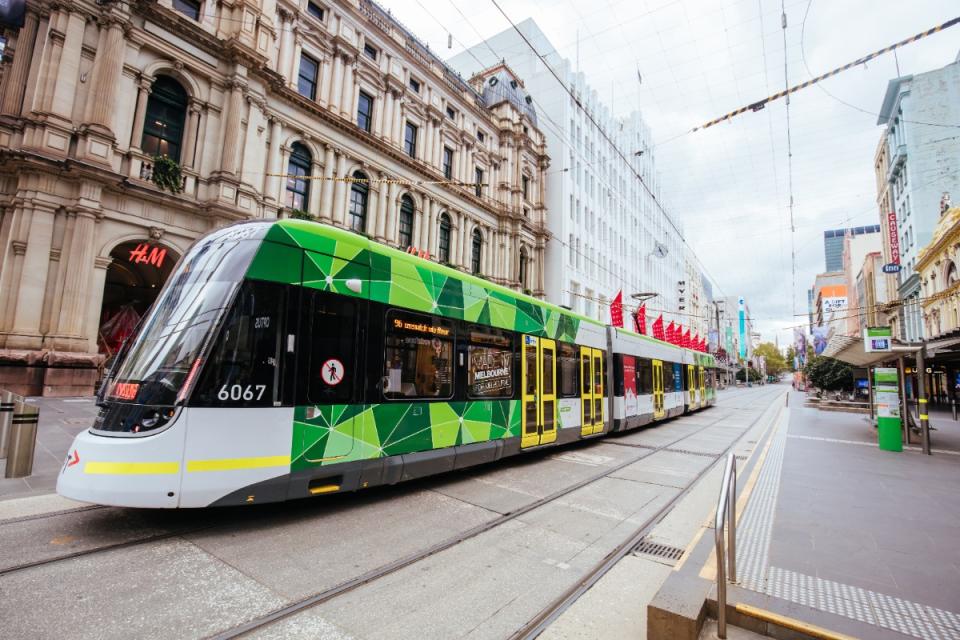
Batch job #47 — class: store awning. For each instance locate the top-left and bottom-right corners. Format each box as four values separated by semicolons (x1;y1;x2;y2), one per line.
821;334;918;367
925;328;960;357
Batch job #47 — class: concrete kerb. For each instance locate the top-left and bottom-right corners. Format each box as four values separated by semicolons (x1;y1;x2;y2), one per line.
648;391;787;640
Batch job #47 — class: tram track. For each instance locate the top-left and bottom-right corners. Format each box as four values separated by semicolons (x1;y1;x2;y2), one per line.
204;388;784;640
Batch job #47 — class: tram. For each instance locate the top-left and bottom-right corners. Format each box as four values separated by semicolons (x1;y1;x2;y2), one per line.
57;220;716;508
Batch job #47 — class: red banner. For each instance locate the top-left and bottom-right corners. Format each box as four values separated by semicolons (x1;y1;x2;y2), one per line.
610;290;624;327
683;329;691;349
653;315;665;341
623;355;637;414
634;304;647;335
887;211;900;265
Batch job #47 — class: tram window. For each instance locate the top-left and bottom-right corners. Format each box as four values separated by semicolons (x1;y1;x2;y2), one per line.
192;280;284;407
593;352;603;395
673;363;683;391
384;310;454;399
558;343;578;398
467;327;512;398
307;292;357;404
636;359;652;394
542;348;554;395
526;344;538;396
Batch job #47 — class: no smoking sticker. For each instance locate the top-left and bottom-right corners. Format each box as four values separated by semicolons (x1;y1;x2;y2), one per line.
321;359;344;386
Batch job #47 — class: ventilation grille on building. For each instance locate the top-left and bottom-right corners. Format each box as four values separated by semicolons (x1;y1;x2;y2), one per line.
632;538;686;562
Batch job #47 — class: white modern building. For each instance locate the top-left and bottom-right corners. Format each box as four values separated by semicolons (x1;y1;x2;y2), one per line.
449;18;686;324
876;52;960;342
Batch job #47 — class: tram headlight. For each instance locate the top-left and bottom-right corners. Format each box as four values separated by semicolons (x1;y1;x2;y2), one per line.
140;411;162;429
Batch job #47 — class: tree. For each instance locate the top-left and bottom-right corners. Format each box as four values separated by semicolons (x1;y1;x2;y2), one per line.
736;367;762;382
803;356;853;392
753;342;788;376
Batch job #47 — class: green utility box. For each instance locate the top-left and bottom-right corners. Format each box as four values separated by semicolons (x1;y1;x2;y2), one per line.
873;367;902;452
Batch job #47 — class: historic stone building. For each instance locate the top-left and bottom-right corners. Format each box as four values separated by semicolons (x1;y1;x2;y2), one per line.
0;0;550;395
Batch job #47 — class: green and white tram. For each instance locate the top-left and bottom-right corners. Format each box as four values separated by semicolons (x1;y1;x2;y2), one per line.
57;220;716;508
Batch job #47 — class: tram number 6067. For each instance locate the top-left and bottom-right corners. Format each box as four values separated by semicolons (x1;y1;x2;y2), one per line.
217;384;267;402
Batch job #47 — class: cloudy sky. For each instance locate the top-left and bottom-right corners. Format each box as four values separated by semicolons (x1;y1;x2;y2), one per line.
377;0;958;344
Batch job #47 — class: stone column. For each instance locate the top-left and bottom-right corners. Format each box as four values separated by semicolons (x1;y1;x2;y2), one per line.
375;175;388;241
458;215;468;268
308;157;322;217
56;209;97;341
340;57;355;118
7;204;56;348
392;96;402;147
424;199;435;253
318;56;332;109
320;145;335;222
332;151;347;225
381;91;394;141
386;182;399;244
329;53;344;112
48;11;86;119
1;11;40;116
266;117;283;203
414;198;425;250
85;256;112;349
277;11;293;79
449;213;459;266
193;106;209;174
424;121;434;166
83;18;126;134
129;77;154;152
219;79;245;175
290;35;303;90
373;92;385;137
182;100;202;169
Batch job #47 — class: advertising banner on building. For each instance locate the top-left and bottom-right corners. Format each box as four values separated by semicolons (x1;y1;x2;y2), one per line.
738;297;746;359
812;325;831;355
725;326;734;354
887;211;900;265
793;328;807;367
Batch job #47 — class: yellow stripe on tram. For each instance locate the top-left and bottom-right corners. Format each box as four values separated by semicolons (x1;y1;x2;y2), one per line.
85;461;180;475
186;455;291;473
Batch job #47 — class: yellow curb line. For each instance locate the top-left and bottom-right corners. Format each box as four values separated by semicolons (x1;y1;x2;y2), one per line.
735;603;860;640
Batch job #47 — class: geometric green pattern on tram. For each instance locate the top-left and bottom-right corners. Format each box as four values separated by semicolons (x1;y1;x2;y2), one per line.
290;400;522;473
249;220;587;342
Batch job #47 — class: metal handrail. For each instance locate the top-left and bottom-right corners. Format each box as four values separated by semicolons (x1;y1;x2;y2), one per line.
715;452;737;639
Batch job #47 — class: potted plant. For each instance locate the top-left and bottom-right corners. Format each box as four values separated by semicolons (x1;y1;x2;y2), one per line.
151;155;183;194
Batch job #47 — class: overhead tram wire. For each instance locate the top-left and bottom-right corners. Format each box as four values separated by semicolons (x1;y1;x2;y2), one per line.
799;0;960;130
486;0;729;300
694;14;960;131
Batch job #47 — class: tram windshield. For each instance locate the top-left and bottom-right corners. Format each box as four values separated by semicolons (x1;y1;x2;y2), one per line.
103;224;270;410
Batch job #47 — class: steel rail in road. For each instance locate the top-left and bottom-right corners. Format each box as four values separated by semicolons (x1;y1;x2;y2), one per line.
507;389;786;640
205;388;782;640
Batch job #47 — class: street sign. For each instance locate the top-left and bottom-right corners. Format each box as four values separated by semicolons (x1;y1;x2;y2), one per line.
864;326;892;353
881;263;902;274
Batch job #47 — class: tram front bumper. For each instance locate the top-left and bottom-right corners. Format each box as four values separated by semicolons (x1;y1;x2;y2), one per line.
56;426;185;509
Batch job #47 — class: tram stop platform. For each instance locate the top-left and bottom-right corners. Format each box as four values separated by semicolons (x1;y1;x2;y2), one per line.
649;389;960;640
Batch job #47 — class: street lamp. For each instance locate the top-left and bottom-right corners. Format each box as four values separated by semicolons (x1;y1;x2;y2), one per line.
630;292;658;304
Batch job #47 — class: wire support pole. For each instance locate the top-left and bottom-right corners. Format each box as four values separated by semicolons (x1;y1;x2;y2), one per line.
695;15;960;131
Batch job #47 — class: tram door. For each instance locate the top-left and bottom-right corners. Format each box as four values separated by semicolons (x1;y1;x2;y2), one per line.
580;347;604;436
698;366;706;405
522;336;557;448
652;360;665;419
687;365;697;409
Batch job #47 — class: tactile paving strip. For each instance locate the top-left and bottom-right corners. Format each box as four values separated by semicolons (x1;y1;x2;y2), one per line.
736;421;960;640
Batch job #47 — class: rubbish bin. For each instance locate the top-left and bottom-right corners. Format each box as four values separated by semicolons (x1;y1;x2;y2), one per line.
0;389;15;458
5;400;39;478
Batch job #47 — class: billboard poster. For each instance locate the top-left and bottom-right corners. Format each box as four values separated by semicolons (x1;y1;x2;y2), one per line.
725;326;734;353
887;211;900;265
812;325;831;355
623;356;637;415
793;328;807;367
864;326;892;353
738;297;746;359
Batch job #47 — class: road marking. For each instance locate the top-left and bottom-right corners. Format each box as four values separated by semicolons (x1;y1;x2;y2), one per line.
787;434;960;456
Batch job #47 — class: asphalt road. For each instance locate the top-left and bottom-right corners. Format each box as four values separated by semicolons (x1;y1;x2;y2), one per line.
0;386;785;640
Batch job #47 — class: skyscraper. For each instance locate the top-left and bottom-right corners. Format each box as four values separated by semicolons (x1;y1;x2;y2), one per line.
823;226;881;272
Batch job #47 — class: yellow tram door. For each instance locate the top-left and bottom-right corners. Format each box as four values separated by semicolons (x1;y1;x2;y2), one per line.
522;335;557;448
698;366;706;406
591;349;604;434
687;365;697;408
652;360;665;419
580;346;594;437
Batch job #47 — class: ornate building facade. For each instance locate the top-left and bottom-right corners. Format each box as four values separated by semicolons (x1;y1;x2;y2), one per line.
0;0;550;395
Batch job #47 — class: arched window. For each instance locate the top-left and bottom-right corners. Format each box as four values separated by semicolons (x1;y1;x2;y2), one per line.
438;213;451;263
471;229;483;275
348;171;369;233
399;195;414;248
286;142;312;212
141;76;188;161
519;247;529;290
946;261;958;287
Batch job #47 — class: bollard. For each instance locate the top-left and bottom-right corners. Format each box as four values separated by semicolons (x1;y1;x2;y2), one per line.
953;398;958;422
0;389;15;458
5;400;39;478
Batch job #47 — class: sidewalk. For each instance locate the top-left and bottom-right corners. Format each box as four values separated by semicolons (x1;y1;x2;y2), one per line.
0;396;98;501
732;390;960;637
652;389;960;640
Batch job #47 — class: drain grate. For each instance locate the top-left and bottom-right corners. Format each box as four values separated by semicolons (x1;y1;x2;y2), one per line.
632;538;686;562
665;448;716;458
